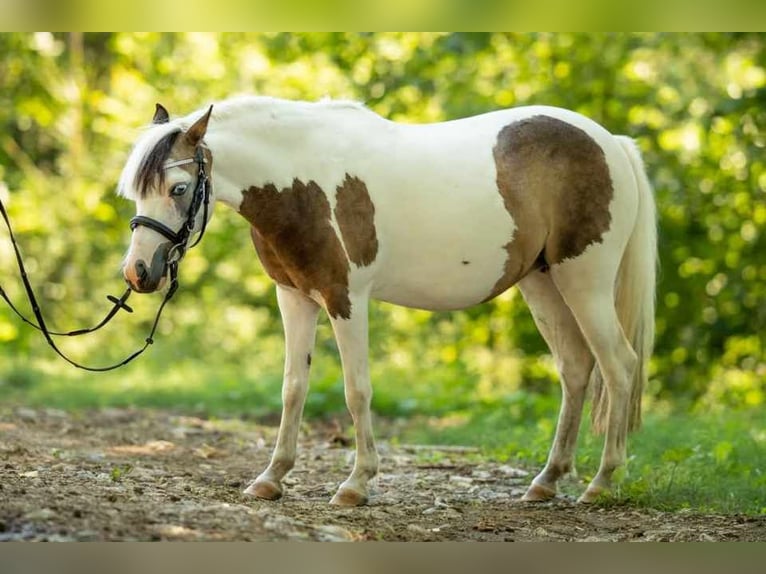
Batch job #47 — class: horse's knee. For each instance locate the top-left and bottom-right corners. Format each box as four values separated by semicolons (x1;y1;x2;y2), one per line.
345;383;372;413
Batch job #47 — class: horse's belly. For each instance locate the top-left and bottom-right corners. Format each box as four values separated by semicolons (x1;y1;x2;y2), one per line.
372;273;500;311
368;205;514;311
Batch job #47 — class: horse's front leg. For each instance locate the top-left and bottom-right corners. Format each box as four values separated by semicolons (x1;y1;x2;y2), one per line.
244;285;320;500
328;292;378;506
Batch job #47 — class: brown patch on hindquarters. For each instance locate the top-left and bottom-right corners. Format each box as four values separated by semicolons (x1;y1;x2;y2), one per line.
334;174;378;267
485;115;614;300
240;180;352;319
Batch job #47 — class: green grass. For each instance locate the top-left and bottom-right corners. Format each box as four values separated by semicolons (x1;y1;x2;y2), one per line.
2;356;763;515
397;401;766;515
0;335;490;419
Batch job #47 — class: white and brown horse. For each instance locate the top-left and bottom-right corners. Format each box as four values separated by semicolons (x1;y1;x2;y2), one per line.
118;96;657;506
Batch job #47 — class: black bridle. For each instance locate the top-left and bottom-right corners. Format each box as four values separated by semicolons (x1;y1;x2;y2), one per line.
129;146;211;261
0;145;211;372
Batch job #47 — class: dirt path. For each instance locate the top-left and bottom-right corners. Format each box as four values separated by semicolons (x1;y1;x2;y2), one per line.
0;407;763;542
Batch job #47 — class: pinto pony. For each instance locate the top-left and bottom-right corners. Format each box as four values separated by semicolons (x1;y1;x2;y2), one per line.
119;97;657;506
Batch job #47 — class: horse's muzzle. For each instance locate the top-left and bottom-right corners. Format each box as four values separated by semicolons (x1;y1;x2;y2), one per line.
128;242;172;293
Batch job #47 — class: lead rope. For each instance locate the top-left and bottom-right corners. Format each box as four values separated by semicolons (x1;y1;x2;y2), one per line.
0;195;177;372
1;146;209;372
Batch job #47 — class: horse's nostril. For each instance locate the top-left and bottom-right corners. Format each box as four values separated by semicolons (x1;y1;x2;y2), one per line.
135;260;149;283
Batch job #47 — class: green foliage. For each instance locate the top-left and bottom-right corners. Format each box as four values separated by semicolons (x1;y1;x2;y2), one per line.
0;35;764;512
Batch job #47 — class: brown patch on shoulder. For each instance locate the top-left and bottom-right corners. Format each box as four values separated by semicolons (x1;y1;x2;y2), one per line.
249;226;295;289
239;180;352;320
334;174;378;267
485;115;614;300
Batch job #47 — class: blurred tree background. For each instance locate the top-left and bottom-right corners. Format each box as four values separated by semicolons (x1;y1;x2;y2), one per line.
0;32;764;422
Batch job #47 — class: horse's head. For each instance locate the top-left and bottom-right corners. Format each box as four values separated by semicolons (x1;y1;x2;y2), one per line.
119;103;214;293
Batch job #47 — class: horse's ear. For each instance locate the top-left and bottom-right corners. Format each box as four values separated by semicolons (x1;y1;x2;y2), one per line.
153;103;170;124
185;105;213;146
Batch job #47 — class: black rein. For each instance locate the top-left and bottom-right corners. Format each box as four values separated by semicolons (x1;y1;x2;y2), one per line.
0;145;210;372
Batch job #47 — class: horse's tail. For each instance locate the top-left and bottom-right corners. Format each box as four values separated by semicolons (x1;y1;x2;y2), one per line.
591;136;658;434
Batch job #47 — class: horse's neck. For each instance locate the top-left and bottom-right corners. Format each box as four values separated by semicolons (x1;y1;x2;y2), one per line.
211;99;368;148
208;104;304;154
204;101;384;208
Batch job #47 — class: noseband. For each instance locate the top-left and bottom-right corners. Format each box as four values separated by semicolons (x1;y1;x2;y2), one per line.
129;145;211;282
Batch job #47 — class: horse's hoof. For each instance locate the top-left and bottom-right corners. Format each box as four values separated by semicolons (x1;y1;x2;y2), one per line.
521;482;557;502
577;485;605;504
243;478;283;500
330;487;368;507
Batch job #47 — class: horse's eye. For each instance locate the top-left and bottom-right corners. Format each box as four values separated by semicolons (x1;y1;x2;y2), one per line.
170;183;189;197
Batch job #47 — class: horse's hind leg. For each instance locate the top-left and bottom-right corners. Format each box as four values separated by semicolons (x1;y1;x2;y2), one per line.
327;292;379;506
518;271;595;501
550;255;638;503
244;286;320;500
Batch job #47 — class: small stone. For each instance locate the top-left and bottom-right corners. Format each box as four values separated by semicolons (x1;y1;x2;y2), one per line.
313;524;355;542
193;444;223;459
16;408;37;422
100;408;135;423
154;524;202;540
476;488;510;500
170;427;189;439
24;508;57;521
471;470;493;481
448;475;473;485
498;465;529;478
474;520;496;532
76;530;99;541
